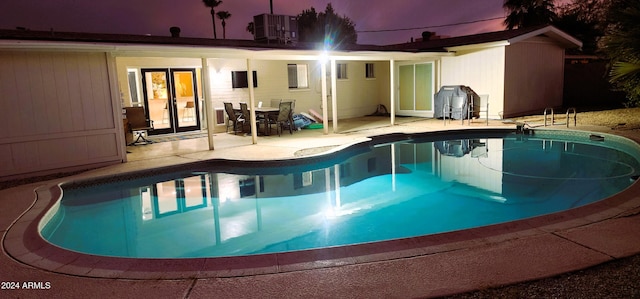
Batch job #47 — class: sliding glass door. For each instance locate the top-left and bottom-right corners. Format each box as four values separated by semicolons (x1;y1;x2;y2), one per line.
398;63;434;116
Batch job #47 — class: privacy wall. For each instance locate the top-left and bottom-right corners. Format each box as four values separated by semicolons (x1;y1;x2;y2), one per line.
504;37;566;117
0;51;124;179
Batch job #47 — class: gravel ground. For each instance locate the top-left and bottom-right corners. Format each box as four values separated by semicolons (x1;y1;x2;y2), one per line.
515;107;640;131
443;254;640;298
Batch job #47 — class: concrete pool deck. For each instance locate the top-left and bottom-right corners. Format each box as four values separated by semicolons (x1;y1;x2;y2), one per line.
2;118;640;298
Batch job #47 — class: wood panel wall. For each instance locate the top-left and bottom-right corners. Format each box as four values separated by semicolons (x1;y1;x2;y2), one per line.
504;37;565;118
0;51;123;179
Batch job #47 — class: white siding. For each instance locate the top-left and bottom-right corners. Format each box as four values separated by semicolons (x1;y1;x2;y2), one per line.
250;60;390;120
504;37;565;117
201;59;390;124
437;138;503;194
441;47;506;120
198;58;325;131
333;61;390;119
0;51;122;179
119;57;392;126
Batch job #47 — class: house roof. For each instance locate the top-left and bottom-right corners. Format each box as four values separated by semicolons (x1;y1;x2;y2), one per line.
383;25;583;52
0;28;390;52
0;25;582;55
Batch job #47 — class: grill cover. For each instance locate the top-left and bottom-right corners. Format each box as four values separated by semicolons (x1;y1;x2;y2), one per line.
433;85;480;119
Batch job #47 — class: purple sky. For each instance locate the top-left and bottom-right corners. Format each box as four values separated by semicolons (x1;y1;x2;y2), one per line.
0;0;509;45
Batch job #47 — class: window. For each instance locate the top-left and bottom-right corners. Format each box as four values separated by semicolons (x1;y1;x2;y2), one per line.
287;64;309;89
337;63;348;79
365;63;375;78
127;69;140;105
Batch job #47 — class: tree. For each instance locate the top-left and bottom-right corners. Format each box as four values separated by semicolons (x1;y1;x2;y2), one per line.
503;0;557;29
554;0;609;54
202;0;223;39
298;7;320;43
216;11;232;39
600;0;640;106
246;22;255;37
297;3;357;49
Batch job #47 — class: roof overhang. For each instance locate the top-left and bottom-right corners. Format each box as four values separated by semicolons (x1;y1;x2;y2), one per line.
0;25;581;60
445;41;511;52
438;25;582;53
0;39;449;61
506;26;582;48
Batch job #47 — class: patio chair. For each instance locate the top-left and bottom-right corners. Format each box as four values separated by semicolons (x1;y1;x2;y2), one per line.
125;106;154;145
239;102;258;133
224;102;245;134
470;139;488;158
478;94;490;125
162;102;169;123
469;94;489;125
270;99;282;108
183;101;195;121
266;101;293;136
282;99;297;132
443;95;466;126
266;99;283;126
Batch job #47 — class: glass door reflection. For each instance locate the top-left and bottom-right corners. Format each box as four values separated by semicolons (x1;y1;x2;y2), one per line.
148;175;209;219
171;69;200;132
141;68;200;135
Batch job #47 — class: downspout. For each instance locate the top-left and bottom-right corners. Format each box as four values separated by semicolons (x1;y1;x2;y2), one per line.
247;58;258;144
331;59;337;133
202;58;215;150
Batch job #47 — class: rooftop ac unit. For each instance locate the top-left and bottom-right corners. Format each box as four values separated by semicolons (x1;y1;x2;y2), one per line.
253;14;298;43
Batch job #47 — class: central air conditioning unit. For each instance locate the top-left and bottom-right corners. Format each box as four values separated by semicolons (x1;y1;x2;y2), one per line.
253;14;298;44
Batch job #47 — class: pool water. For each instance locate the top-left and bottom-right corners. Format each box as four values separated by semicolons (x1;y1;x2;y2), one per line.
41;130;640;258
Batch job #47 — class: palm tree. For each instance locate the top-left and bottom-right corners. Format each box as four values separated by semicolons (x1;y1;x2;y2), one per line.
202;0;223;39
503;0;557;29
216;11;232;39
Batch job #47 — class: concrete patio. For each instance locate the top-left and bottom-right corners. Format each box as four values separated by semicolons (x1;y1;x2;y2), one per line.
2;117;640;298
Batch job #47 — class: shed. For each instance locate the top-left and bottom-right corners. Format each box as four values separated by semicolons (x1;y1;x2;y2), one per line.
390;25;583;118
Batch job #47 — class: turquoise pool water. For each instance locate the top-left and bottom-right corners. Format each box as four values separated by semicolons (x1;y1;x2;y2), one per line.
41;130;640;258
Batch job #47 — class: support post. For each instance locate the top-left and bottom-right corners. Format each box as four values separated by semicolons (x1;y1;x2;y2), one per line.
321;59;329;135
202;58;215;150
390;59;396;126
331;59;338;133
247;58;258;144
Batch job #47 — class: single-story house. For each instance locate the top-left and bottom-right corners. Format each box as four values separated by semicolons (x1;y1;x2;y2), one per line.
0;25;582;180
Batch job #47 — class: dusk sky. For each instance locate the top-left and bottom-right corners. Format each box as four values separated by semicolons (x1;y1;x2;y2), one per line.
0;0;510;45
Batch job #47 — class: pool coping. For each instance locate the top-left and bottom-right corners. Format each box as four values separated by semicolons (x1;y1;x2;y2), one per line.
3;128;640;281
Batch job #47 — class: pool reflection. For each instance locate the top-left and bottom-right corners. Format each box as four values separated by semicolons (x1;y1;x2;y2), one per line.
44;135;639;258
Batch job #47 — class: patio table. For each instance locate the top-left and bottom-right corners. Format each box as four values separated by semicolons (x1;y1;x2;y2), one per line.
253;106;279;135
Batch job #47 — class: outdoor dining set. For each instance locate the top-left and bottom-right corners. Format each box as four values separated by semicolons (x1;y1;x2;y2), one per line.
224;99;296;136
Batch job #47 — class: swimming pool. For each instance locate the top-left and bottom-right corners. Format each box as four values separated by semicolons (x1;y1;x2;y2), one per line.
40;129;640;259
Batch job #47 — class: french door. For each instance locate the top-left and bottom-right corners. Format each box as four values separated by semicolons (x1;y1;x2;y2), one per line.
141;68;200;135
